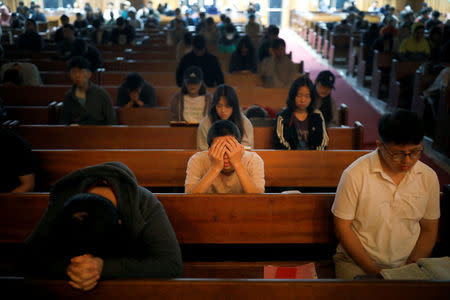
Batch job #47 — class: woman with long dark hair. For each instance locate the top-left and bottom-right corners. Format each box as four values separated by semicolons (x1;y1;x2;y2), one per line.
229;35;257;73
197;84;254;150
273;76;328;150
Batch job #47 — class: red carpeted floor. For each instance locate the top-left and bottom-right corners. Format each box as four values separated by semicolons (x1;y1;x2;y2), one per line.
280;29;450;189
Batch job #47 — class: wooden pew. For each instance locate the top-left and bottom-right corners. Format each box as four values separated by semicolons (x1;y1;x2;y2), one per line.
410;69;439;118
116;107;171;125
13;122;364;150
369;51;393;99
433;84;450;157
0;86;290;110
328;33;350;66
5;103;58;125
356;42;371;87
346;36;360;76
17;278;450;300
30;149;371;190
387;60;423;109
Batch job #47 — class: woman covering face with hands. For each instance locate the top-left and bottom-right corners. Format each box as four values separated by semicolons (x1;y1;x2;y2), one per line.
186;120;264;194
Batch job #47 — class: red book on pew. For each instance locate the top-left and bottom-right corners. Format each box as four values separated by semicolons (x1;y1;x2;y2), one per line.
264;263;318;279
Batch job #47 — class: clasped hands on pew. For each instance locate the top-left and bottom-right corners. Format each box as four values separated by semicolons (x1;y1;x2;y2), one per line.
66;254;103;291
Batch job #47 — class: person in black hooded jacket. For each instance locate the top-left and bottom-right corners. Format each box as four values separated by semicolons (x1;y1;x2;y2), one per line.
22;161;182;291
273;76;328;150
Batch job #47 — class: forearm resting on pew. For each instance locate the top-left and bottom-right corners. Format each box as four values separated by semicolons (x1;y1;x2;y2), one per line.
186;167;222;194
334;216;381;276
12;174;35;193
234;162;264;194
406;218;439;264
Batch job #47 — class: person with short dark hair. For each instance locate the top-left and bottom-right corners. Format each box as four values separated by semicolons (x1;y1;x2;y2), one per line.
425;10;442;30
313;70;338;127
200;17;219;46
258;24;279;62
197;84;254;150
176;34;224;87
229;35;257;73
111;17;136;45
17;18;45;52
74;12;88;30
53;14;70;44
245;14;261;39
0;128;35;192
332;109;439;279
89;18;112;45
170;65;212;123
273;76;328;150
117;72;157;108
259;37;297;88
23;162;182;289
31;4;46;22
71;38;103;71
58;23;77;59
185;120;264;194
60;56;116;125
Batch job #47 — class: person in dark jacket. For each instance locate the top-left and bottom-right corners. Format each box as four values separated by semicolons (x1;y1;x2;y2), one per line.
71;38;103;72
111;17;136;45
59;56;116;125
273;76;328;150
16;18;44;52
23;161;182;291
313;70;338;127
117;72;157;108
53;14;70;44
229;35;257;74
176;34;224;87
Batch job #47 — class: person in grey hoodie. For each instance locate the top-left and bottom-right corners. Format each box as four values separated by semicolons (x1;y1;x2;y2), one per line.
23;161;182;291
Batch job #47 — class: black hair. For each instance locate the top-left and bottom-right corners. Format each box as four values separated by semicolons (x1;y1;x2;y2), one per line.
245;105;268;118
60;14;69;21
26;18;36;27
271;37;286;49
67;56;91;71
180;66;206;95
206;120;242;147
116;17;125;26
236;35;255;57
92;18;102;29
378;109;424;145
199;12;205;18
220;14;226;21
209;84;244;139
286;76;316;114
123;72;144;91
267;24;279;36
76;12;82;17
192;34;206;50
3;68;22;85
206;17;214;25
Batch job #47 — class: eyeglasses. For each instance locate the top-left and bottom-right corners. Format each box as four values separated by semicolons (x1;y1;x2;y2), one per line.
382;143;423;162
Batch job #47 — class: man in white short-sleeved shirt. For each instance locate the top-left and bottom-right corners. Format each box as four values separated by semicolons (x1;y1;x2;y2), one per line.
332;109;440;279
185;119;265;194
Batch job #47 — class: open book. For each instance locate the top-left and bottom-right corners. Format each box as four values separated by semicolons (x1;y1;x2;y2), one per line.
380;257;450;280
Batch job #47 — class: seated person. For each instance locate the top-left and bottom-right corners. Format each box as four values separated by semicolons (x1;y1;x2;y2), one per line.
229;35;258;74
398;23;430;61
111;17;136;45
117;72;157;108
244;105;275;127
197;84;254;150
273;76;328;150
218;23;239;54
176;34;224;88
257;24;279;62
1;68;22;86
23;162;182;290
313;70;338;127
71;39;103;72
1;61;42;86
31;4;46;22
245;14;261;40
185;120;264;194
58;24;77;60
200;17;219;47
259;38;297;88
170;66;212;123
0;128;35;193
59;56;117;125
89;18;112;45
17;18;45;52
53;14;70;44
332;109;439;279
175;32;192;63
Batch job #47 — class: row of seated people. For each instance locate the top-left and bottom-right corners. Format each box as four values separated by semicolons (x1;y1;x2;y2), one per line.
0;108;442;290
2;55;336;149
3;30;299;89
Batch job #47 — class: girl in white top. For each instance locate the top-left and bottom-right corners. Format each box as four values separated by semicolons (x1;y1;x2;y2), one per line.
197;84;254;150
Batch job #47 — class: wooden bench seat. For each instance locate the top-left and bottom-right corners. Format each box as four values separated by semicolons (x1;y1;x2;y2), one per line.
387;60;423;109
13;122;363;150
28;149;371;190
14;278;450;300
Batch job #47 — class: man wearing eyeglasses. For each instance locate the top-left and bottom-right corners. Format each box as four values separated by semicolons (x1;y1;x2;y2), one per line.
331;109;440;279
